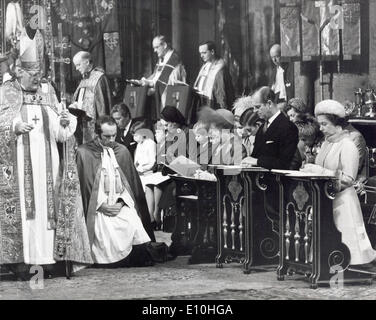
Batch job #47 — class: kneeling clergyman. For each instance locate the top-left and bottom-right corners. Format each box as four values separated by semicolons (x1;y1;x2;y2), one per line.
76;116;159;267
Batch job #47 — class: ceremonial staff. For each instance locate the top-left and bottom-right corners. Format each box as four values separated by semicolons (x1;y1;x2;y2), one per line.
56;22;72;279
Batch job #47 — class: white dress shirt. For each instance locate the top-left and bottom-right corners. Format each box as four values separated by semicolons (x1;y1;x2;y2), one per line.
266;110;281;129
273;66;287;101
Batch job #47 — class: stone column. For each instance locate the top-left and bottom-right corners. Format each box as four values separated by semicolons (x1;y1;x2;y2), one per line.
172;0;182;53
294;61;317;114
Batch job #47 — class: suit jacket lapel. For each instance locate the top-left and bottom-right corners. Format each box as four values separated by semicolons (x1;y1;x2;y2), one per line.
265;113;285;138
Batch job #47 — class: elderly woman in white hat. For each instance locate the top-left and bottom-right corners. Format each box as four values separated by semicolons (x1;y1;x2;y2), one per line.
301;99;376;269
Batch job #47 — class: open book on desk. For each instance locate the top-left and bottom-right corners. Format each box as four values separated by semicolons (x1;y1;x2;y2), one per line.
271;169;336;178
208;164;265;171
162;155;201;178
140;171;171;186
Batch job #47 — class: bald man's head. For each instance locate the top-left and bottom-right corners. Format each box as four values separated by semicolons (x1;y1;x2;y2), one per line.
270;44;281;67
73;51;93;76
152;35;170;59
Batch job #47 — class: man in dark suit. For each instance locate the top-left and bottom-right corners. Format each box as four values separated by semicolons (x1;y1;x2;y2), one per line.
241;86;300;169
111;103;136;158
269;44;294;105
241;87;300;234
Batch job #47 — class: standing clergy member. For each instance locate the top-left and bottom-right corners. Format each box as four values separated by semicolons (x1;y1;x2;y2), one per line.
0;37;92;274
69;51;112;145
269;44;294;103
136;35;186;119
76;116;158;266
193;41;235;110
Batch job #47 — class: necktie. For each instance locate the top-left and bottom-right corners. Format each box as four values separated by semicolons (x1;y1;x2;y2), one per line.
263;121;269;133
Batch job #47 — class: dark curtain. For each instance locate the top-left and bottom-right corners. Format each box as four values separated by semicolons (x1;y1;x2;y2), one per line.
240;0;278;94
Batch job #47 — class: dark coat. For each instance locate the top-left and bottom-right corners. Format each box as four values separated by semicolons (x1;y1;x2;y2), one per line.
116;122;136;158
211;66;235;110
269;62;294;102
252;112;300;170
76;139;155;242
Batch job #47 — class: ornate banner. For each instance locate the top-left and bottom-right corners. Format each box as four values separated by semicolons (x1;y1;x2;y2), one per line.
280;3;301;59
342;0;361;59
103;32;121;77
301;0;320;59
51;0;119;80
301;0;339;60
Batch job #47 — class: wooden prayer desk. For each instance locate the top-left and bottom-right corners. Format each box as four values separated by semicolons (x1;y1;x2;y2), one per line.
168;175;217;264
214;166;279;273
273;171;374;288
123;85;149;119
165;85;194;123
349;119;376;177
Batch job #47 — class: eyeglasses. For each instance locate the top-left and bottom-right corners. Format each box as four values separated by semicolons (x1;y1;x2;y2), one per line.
23;69;42;78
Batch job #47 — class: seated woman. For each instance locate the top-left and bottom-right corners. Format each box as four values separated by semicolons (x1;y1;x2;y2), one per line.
285;98;311;169
132;120;158;226
285;97;309;123
238;108;264;157
133;120;156;181
301;100;376;269
141;120;171;231
232;96;255;156
197;107;246;169
232;95;254;124
192;120;211;170
157;106;189;231
295;115;324;165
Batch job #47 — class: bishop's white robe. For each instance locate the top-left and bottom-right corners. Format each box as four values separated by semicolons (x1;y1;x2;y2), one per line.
13;95;77;265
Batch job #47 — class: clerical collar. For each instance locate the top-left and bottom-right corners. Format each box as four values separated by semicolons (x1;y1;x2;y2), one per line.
160;49;173;65
83;66;94;79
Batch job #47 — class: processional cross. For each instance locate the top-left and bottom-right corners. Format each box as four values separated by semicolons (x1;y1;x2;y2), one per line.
300;1;333;100
51;22;73;279
54;23;71;109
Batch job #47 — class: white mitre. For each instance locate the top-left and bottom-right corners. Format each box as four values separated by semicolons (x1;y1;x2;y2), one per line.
18;28;44;71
